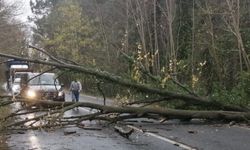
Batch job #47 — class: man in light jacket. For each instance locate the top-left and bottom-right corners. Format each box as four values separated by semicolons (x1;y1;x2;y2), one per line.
70;80;82;103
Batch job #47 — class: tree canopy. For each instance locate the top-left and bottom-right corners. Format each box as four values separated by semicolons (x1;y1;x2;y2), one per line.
27;0;250;107
0;0;250;132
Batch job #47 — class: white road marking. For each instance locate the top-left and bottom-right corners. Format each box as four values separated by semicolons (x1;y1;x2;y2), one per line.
78;107;98;114
81;107;92;113
127;125;197;150
79;103;196;150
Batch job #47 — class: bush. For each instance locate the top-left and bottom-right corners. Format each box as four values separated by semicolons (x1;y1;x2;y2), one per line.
211;71;250;107
0;106;11;131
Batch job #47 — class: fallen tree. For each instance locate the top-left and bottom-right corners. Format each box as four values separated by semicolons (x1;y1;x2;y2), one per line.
1;99;250;130
0;47;249;131
0;52;249;112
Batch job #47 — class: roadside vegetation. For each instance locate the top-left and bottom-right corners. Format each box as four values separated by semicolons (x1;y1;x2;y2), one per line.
0;93;11;150
0;101;11;131
0;2;25;147
0;0;27;83
0;0;24;127
0;0;249;133
26;0;250;108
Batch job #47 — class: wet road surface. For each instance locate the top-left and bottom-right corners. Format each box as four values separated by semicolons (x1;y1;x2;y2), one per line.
7;94;250;150
129;120;250;150
8;125;184;150
7;94;183;150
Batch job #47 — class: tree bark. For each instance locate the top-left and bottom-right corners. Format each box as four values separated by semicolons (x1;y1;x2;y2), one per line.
0;53;248;112
11;100;250;123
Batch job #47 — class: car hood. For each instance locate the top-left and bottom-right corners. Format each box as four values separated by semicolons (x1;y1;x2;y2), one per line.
27;85;61;92
12;84;20;88
12;84;20;89
12;84;21;93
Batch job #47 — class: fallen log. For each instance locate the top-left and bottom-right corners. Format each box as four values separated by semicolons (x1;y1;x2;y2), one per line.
0;98;14;107
0;53;248;112
1;99;249;131
12;100;250;122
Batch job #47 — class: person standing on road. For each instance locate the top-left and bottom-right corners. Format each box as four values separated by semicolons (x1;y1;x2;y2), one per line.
77;80;82;95
70;79;81;103
70;80;76;102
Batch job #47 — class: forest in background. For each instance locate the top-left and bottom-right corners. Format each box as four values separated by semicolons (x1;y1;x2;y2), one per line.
1;0;250;108
0;0;27;83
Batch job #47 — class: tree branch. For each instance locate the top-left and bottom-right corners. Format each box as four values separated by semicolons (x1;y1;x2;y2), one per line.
0;52;248;112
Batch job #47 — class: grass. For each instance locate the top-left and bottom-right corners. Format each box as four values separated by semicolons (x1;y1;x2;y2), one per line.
0;106;11;129
0;105;11;150
0;135;8;150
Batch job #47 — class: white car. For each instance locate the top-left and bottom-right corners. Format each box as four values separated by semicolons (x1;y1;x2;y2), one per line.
12;78;21;95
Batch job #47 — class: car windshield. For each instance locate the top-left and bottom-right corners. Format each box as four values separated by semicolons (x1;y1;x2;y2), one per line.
29;74;59;85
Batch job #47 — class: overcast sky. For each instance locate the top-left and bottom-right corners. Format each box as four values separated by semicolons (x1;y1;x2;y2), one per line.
5;0;33;23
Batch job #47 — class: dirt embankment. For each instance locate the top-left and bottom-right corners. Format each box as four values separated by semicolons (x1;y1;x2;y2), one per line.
0;121;9;150
0;97;11;150
0;136;9;150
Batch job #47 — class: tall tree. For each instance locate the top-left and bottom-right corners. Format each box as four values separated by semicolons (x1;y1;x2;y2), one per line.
0;0;27;82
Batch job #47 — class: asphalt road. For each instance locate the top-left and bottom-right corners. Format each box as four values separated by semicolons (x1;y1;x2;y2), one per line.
7;94;182;150
129;120;250;150
7;94;250;150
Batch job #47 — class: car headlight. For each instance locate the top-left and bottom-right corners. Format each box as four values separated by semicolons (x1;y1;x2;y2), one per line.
26;90;36;98
12;87;18;92
58;91;64;97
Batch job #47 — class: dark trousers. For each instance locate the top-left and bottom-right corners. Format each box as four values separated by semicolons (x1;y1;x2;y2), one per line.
72;90;80;102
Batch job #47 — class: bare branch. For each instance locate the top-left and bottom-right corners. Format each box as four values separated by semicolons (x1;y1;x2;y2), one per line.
0;52;248;112
28;45;66;65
